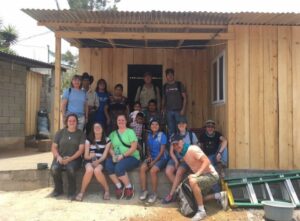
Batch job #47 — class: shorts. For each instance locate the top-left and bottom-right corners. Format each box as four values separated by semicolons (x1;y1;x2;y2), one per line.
195;172;219;195
143;158;168;170
166;158;190;171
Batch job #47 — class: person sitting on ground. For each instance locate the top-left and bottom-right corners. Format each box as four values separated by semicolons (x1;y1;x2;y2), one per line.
134;71;161;111
139;119;169;204
75;122;111;201
199;120;228;179
171;135;228;221
143;99;164;131
61;75;88;131
82;72;99;136
105;114;140;200
50;113;85;200
163;116;198;204
105;84;129;133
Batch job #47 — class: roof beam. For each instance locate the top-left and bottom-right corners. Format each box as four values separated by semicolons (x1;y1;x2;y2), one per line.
107;39;116;48
39;22;228;30
56;31;234;40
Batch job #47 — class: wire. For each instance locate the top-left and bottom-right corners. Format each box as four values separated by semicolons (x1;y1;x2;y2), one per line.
18;31;52;42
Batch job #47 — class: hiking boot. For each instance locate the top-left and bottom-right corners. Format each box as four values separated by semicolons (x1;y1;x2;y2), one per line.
124;185;134;200
50;190;63;197
219;191;228;210
162;194;174;204
115;186;125;200
147;193;157;204
191;210;207;221
139;190;148;201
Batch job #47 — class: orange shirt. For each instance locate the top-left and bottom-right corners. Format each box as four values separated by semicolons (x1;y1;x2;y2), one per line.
183;145;216;175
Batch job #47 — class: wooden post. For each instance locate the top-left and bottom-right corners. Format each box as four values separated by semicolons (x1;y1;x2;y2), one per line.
53;35;61;134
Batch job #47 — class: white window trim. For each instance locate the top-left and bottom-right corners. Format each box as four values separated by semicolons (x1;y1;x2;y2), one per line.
211;50;226;105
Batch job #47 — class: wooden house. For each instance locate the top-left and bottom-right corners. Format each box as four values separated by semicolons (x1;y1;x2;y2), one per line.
23;10;300;170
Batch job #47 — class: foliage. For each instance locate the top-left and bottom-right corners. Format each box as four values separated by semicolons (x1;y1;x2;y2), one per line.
60;50;79;92
0;20;18;54
67;0;121;10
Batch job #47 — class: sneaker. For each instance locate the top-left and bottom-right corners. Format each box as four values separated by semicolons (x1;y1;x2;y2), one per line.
191;210;207;221
147;193;157;204
50;190;63;197
219;191;228;210
139;190;148;201
124;185;134;200
115;186;125;200
162;194;174;204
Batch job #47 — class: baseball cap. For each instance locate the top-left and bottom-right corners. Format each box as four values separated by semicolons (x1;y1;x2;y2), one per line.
170;134;182;145
177;116;187;124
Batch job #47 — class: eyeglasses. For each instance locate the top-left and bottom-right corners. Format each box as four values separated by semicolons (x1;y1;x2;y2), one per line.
206;126;215;129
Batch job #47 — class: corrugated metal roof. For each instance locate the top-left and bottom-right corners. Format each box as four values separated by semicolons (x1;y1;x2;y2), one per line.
22;9;300;26
0;51;66;71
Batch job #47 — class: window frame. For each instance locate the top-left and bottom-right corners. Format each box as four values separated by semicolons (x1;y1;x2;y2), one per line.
211;50;226;105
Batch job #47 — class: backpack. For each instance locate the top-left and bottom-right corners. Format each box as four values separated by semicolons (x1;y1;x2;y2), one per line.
163;81;182;98
65;88;72;113
175;178;198;217
138;84;158;101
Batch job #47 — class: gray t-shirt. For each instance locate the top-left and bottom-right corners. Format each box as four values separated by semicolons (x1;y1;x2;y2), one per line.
164;81;186;111
54;128;85;157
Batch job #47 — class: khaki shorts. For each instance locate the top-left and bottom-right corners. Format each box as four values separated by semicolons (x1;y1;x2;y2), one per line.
195;172;219;195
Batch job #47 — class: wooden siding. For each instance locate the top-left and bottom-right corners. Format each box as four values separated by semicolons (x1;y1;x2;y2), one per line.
79;48;209;128
227;25;300;169
25;71;42;136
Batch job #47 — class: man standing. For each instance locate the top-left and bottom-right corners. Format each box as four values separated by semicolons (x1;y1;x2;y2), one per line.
171;135;228;221
162;68;187;136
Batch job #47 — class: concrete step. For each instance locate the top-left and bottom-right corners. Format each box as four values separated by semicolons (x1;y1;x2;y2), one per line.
0;168;171;197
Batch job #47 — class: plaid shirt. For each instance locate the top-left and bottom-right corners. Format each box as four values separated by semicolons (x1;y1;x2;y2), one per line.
130;122;144;139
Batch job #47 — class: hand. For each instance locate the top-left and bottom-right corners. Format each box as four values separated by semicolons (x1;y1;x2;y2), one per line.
92;160;99;168
90;152;96;159
180;109;185;116
56;156;63;164
216;152;222;162
188;174;199;179
62;156;70;165
117;155;124;162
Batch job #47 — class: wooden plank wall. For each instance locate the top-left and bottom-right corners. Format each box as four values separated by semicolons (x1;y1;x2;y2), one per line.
227;25;300;169
25;71;42;136
79;48;209;128
207;42;227;136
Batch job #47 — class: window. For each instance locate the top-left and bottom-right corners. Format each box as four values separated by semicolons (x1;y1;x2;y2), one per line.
211;51;225;104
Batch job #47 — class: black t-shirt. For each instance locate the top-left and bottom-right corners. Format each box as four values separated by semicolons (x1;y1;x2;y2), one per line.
199;131;222;156
108;96;128;116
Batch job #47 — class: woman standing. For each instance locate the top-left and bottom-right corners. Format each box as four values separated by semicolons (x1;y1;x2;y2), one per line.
61;75;88;131
105;114;140;200
75;122;111;201
50;113;85;199
94;79;111;131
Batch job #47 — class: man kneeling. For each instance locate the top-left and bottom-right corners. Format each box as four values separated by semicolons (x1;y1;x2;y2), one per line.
171;135;228;221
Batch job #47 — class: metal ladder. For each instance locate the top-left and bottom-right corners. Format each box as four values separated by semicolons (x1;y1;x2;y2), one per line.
223;171;300;208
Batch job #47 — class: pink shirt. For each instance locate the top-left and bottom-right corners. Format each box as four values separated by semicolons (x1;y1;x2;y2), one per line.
183;145;217;175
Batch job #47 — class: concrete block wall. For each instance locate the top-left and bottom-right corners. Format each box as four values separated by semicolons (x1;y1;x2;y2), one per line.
0;60;27;148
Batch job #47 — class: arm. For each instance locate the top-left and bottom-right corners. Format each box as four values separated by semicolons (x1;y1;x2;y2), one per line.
62;143;85;165
61;99;68;118
134;86;141;102
85;101;89;119
104;104;110;124
180;92;187;115
156;87;161;111
218;136;228;153
98;142;111;163
84;141;92;160
51;142;62;164
169;144;179;168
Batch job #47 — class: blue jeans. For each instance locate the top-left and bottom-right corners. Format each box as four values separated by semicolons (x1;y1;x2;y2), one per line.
208;147;228;192
166;110;181;136
105;156;140;177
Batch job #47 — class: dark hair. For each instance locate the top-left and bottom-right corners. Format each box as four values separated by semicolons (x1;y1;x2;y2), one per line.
88;122;106;145
144;72;152;77
148;99;157;105
133;101;141;107
96;78;108;93
64;113;78;127
114;83;123;91
165;68;175;76
136;112;144;119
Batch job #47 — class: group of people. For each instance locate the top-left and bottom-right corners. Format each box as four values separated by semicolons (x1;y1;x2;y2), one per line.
51;68;229;221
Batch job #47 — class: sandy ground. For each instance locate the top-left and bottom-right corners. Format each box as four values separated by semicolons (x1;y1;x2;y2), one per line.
0;187;289;221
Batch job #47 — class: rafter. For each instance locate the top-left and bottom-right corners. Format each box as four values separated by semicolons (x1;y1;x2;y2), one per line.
55;31;234;40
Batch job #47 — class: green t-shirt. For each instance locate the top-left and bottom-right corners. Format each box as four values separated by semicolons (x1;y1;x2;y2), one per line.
109;128;140;160
54;128;85;157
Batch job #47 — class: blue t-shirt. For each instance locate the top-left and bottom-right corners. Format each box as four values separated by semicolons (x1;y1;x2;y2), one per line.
62;88;87;117
147;131;167;159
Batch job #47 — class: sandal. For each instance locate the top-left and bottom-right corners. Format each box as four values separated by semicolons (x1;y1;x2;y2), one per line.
75;192;84;201
103;191;110;200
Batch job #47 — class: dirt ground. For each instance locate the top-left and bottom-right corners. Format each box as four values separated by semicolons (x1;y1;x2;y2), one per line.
0;187;289;221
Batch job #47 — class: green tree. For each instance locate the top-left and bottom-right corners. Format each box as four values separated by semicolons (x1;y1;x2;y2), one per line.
0;19;18;54
60;50;79;92
67;0;120;10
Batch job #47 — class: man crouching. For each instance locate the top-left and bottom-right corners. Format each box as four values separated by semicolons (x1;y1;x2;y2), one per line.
171;135;228;221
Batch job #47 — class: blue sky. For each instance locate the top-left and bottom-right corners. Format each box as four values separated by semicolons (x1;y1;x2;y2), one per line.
1;0;300;63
